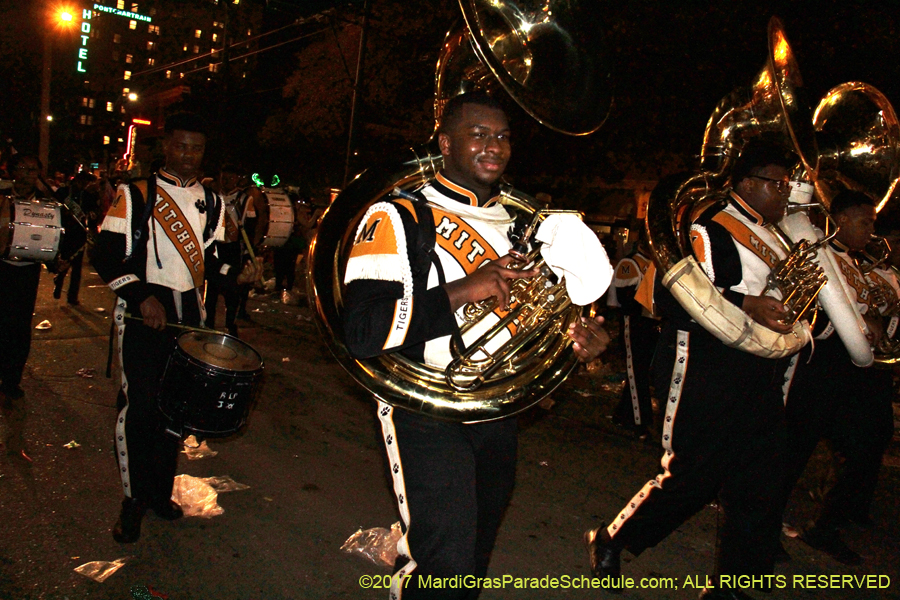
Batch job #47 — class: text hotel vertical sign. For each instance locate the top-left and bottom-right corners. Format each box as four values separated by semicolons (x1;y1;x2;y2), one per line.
77;8;92;73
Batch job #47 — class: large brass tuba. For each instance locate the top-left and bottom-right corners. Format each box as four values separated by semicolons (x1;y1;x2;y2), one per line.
812;82;900;365
307;0;612;422
645;17;817;359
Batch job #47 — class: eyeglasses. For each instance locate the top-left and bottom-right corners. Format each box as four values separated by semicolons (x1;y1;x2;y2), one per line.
751;175;791;193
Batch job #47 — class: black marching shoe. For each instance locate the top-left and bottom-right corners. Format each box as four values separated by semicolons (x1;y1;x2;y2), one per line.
151;499;184;521
799;526;861;565
585;526;622;592
112;498;147;543
698;587;755;600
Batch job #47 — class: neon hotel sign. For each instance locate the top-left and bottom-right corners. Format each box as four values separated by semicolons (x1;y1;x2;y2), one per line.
76;4;152;73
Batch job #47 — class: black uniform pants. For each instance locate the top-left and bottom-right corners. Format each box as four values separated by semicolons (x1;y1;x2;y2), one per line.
783;338;894;527
608;326;788;587
0;261;41;392
205;241;241;331
116;286;201;503
53;250;84;303
613;315;660;428
378;403;517;599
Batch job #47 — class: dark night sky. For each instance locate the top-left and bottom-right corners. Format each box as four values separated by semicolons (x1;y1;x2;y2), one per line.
2;1;899;188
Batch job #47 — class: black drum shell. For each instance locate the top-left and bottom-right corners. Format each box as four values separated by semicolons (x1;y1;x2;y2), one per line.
158;333;263;439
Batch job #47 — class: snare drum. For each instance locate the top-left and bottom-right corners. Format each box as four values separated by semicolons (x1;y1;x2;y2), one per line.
0;198;63;262
158;331;264;439
260;187;294;247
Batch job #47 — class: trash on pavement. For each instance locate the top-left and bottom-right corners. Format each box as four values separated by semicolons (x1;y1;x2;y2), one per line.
181;435;218;460
76;368;96;378
74;557;130;583
171;474;224;518
202;475;250;493
63;440;81;449
341;522;402;568
35;320;52;330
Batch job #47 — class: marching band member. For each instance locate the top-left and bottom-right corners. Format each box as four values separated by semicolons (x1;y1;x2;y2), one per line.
608;234;661;439
783;190;894;565
95;113;224;543
0;154;48;456
586;141;799;600
205;165;245;335
342;92;611;599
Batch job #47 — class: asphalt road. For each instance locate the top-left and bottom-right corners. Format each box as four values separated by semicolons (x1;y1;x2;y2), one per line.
0;264;898;600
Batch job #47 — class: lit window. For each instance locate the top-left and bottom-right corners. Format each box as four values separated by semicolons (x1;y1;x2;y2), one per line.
247;29;251;36
129;20;137;30
117;0;124;8
131;3;138;11
209;63;219;73
193;45;199;54
79;115;87;125
179;72;184;79
149;24;159;35
195;29;202;39
87;115;93;125
147;41;154;50
118;138;124;143
147;57;155;66
212;33;218;42
124;70;131;80
82;97;89;107
165;70;172;79
89;98;95;109
103;136;110;145
213;21;221;28
183;44;188;52
122;87;130;94
107;101;114;112
125;54;133;64
113;33;121;43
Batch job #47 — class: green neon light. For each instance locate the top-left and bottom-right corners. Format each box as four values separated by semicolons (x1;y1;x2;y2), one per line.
93;3;152;22
251;173;264;187
271;175;280;187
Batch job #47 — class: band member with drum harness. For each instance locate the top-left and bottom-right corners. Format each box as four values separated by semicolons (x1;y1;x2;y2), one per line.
342;92;610;599
94;113;224;543
52;172;98;306
586;141;799;600
0;154;49;455
205;165;244;335
782;190;894;566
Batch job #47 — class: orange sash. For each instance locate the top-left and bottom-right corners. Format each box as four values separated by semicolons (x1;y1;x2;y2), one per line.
153;187;204;287
711;212;781;268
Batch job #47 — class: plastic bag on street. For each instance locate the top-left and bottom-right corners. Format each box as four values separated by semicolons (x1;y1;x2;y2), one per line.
202;475;250;493
171;474;224;518
181;435;218;460
74;557;130;583
341;522;402;567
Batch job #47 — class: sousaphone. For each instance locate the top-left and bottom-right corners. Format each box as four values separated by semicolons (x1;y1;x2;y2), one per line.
307;0;612;422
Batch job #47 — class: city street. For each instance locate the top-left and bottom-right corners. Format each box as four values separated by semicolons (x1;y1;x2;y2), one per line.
0;265;898;600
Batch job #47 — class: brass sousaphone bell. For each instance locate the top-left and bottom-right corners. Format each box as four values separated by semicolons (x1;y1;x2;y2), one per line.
307;0;612;422
812;82;900;365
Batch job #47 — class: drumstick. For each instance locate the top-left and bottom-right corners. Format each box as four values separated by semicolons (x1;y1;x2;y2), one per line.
124;312;226;335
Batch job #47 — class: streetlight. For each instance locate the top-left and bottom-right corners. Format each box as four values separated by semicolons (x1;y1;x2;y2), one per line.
39;5;77;177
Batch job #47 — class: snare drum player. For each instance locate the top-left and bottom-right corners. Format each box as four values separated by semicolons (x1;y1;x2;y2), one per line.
0;154;48;455
95;113;224;543
342;92;611;599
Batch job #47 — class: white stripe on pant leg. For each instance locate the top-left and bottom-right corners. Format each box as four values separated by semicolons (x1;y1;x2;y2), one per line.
114;298;133;497
608;330;690;540
376;400;417;600
781;354;799;406
624;315;642;425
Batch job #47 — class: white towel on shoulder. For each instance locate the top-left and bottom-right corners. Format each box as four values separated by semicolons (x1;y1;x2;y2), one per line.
535;213;613;306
